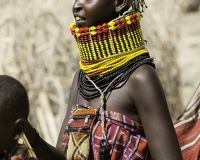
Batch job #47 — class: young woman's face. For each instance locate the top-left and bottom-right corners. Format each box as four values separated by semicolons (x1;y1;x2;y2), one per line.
72;0;118;28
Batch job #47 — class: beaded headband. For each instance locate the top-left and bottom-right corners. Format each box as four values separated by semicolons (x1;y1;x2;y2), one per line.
70;10;146;62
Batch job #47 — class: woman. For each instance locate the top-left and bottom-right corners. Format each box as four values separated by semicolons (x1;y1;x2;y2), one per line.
25;0;196;159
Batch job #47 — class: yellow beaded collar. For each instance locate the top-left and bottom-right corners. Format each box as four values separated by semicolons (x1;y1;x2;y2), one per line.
70;10;146;62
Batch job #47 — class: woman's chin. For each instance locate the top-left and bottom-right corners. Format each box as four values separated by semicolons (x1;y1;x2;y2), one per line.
76;20;89;28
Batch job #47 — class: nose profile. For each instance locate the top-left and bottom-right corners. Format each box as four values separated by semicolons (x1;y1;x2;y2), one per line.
73;0;82;13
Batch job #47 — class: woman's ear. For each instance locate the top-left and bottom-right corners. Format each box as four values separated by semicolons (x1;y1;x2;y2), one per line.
115;0;128;13
115;0;134;13
13;118;26;140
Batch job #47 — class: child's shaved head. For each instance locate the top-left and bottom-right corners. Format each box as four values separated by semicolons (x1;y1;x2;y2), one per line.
0;75;29;157
0;75;29;122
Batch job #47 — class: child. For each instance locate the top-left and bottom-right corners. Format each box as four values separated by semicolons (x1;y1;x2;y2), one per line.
0;75;37;160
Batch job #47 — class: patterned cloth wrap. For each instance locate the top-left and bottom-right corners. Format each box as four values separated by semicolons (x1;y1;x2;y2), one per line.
62;104;97;160
62;109;151;160
174;84;200;160
1;144;37;160
91;111;151;160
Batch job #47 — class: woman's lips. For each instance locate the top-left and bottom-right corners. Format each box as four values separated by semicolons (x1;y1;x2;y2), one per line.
75;17;85;21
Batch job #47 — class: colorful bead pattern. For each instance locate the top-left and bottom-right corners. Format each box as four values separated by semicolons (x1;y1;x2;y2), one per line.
70;11;145;62
77;53;154;100
79;48;148;77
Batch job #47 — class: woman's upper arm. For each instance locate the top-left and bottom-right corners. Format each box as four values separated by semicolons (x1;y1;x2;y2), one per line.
130;65;182;160
56;70;79;150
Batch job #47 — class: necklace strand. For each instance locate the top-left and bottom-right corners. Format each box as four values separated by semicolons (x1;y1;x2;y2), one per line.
78;53;155;101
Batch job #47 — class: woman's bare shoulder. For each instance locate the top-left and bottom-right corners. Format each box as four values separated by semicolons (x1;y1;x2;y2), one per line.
127;64;183;159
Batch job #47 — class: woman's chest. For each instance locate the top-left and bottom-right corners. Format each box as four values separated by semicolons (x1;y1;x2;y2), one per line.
77;85;141;123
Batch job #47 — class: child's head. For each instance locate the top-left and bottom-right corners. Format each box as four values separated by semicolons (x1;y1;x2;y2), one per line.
0;75;29;156
72;0;135;28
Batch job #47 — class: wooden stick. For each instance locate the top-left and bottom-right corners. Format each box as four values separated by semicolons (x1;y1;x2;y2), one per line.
21;134;37;158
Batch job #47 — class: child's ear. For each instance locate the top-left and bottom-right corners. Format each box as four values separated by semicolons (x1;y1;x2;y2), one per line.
13;118;26;140
115;0;128;13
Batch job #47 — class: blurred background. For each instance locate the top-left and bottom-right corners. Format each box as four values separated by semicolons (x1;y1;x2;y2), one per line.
0;0;199;146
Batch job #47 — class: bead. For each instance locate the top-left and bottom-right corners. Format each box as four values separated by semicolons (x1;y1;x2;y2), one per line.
69;22;76;28
79;28;84;33
103;28;109;33
70;27;75;32
132;19;136;24
97;30;103;34
75;28;80;33
130;14;136;19
102;23;108;28
91;27;97;32
91;31;97;35
96;25;102;30
116;24;122;29
115;20;121;24
120;18;126;23
81;32;90;36
76;33;81;37
83;27;89;32
126;20;132;25
108;21;115;26
109;26;116;30
136;12;141;20
125;16;130;21
121;22;126;26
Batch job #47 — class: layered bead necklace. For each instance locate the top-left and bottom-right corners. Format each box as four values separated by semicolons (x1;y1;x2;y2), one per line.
70;9;155;101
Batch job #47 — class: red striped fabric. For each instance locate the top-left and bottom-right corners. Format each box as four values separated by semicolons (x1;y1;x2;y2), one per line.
174;84;200;160
90;111;151;160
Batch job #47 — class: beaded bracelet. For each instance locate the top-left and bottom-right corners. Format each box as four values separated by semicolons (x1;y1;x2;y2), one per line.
32;128;40;149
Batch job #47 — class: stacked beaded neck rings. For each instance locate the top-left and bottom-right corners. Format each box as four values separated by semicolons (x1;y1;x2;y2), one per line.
70;4;155;101
70;10;145;62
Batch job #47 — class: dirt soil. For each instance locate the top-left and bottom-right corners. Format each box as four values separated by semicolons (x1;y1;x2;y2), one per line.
177;10;200;106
